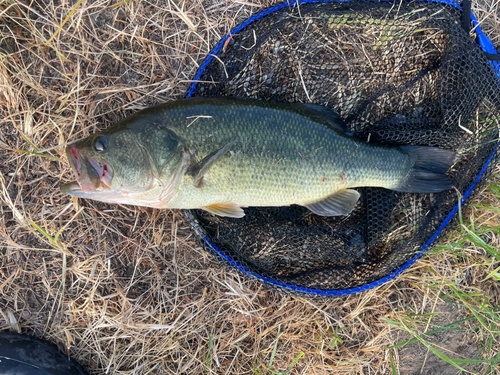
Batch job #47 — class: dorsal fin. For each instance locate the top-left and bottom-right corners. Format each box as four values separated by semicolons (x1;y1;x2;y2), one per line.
295;103;352;135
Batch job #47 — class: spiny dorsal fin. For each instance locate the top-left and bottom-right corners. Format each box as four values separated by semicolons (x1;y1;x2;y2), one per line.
201;203;245;218
187;143;234;186
301;189;360;216
296;103;352;135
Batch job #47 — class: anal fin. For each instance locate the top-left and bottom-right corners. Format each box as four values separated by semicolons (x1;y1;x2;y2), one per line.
301;189;360;216
201;203;245;218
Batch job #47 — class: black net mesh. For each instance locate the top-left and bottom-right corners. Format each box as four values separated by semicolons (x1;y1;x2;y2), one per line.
185;0;500;296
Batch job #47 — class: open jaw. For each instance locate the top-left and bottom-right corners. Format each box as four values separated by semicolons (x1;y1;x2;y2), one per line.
60;144;114;198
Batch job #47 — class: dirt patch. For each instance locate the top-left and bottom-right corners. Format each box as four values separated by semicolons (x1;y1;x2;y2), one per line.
398;297;484;375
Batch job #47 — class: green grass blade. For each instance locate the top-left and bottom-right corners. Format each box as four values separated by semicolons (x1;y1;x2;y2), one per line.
383;318;403;327
269;325;281;368
471;204;500;214
206;332;214;366
483;348;500;375
448;284;489;331
13;149;63;162
388;317;475;349
389;351;398;375
21;134;40;151
462;226;500;261
275;352;305;375
453;358;500;364
30;221;60;248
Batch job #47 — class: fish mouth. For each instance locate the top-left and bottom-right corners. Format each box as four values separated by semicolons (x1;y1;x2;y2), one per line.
60;144;114;197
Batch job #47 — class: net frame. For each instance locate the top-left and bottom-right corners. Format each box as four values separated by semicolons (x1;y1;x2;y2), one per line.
182;0;500;297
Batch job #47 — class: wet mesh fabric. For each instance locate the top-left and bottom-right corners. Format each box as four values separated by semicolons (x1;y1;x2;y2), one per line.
184;0;500;296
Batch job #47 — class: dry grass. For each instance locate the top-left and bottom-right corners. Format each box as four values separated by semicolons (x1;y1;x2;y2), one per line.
473;0;500;47
0;0;499;374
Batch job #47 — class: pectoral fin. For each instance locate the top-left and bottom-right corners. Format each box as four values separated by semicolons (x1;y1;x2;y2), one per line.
201;203;245;218
188;143;234;186
301;189;360;216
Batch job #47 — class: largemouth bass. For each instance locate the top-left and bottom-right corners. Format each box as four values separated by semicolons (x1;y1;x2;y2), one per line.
60;97;457;218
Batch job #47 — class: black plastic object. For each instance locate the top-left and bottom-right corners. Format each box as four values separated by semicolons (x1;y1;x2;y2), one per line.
184;0;500;296
0;331;88;375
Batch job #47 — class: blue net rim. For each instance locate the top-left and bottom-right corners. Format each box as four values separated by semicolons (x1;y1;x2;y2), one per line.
184;0;500;296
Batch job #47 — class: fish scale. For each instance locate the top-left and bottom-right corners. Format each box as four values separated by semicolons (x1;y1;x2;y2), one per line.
144;98;407;207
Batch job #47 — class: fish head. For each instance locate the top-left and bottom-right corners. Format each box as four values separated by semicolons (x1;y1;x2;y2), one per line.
61;122;186;206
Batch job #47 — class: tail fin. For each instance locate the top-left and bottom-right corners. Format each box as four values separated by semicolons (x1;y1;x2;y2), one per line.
394;145;459;193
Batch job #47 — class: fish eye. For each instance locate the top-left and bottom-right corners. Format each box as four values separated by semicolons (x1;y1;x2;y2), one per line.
94;136;109;153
